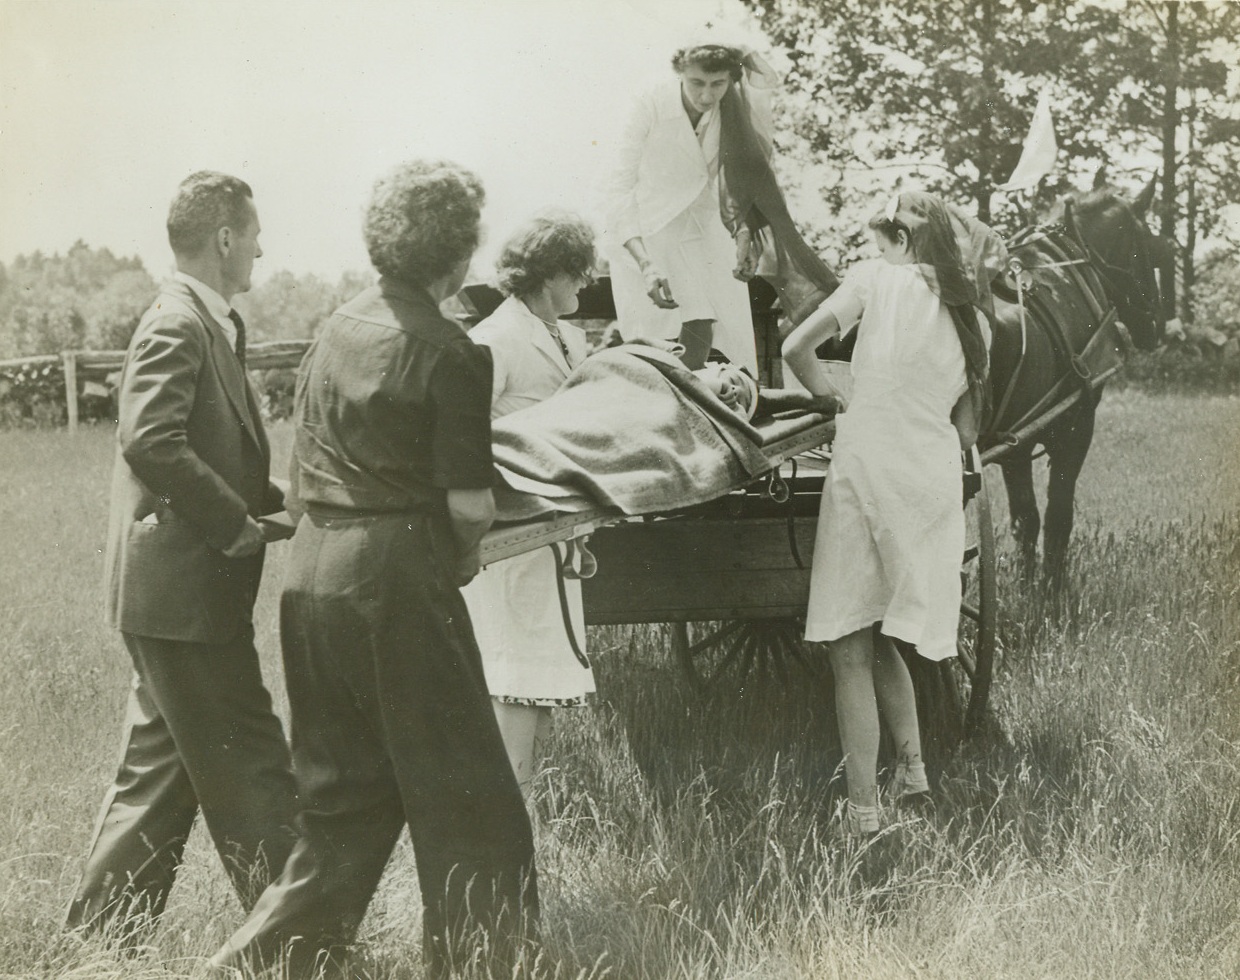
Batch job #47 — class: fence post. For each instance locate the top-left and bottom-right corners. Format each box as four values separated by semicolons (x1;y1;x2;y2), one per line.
62;352;79;432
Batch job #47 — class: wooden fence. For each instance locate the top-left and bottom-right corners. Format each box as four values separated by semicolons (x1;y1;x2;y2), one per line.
0;340;312;431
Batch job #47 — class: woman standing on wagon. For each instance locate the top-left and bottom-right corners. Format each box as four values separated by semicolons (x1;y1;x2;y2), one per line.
783;191;1001;835
603;42;835;375
462;211;598;796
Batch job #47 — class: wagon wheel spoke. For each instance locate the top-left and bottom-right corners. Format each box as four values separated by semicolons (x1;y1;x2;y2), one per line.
672;620;816;694
767;630;789;688
735;633;759;688
686;621;746;657
782;626;820;676
703;630;749;688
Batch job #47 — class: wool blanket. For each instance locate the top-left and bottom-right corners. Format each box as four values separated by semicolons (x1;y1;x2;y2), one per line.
491;344;770;522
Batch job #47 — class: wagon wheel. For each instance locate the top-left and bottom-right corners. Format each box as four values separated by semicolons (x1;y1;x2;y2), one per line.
670;618;813;694
953;456;997;736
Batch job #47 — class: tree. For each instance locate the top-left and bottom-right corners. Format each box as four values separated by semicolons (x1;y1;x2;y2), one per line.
0;243;156;357
1076;1;1240;321
235;269;375;342
750;0;1124;240
750;0;1239;320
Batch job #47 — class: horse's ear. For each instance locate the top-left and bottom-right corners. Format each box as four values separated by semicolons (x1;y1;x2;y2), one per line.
1133;173;1158;218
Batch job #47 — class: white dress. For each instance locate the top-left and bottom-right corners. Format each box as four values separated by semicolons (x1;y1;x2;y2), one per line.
804;260;966;662
462;297;597;704
603;83;758;374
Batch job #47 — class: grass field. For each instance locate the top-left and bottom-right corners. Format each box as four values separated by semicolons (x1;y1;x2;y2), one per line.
0;390;1237;979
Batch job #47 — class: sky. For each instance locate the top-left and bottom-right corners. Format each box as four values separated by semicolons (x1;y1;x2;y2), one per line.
0;0;757;282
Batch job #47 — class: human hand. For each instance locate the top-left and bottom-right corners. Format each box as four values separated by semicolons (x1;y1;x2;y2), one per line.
733;230;760;281
258;512;298;542
453;549;482;587
642;266;678;309
222;515;265;558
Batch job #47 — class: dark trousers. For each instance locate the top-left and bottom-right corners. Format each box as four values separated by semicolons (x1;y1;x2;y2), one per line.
66;629;298;934
211;514;538;978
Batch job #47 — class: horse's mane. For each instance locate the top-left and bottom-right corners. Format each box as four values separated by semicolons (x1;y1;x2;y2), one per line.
1038;189;1148;271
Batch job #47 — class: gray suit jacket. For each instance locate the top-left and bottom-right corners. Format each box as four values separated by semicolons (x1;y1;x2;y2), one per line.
104;279;284;643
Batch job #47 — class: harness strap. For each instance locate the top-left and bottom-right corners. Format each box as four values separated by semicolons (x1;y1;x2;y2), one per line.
782;457;804;570
550;542;592;670
989;262;1030;432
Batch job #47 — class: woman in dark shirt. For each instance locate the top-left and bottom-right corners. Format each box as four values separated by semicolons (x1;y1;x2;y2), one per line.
212;159;538;980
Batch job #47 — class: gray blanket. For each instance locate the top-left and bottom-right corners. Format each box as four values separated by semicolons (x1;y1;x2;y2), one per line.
491;345;771;522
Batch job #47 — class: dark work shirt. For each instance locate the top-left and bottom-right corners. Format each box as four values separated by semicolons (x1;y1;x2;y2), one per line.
291;277;494;515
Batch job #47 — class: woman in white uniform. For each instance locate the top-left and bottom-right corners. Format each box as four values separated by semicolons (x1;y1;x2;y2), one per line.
463;211;597;796
603;43;836;375
783;191;1001;834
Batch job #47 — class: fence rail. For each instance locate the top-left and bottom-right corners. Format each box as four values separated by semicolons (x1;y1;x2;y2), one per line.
0;340;312;430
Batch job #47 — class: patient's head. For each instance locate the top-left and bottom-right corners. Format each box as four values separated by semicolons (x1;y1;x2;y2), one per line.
695;362;757;419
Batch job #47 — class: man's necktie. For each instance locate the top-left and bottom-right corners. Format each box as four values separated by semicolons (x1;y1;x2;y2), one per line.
227;309;247;369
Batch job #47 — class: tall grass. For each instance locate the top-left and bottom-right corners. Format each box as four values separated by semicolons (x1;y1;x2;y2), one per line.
1;391;1237;978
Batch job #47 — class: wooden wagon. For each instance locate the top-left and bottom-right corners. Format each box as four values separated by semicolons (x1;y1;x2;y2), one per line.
467;278;1008;748
466;201;1136;746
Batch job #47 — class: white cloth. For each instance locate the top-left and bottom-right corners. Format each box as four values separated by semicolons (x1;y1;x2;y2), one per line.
602;82;758;374
174;271;237;348
462;297;596;702
805;260;967;661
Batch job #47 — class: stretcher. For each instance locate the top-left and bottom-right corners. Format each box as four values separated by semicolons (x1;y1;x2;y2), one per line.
477;409;836;568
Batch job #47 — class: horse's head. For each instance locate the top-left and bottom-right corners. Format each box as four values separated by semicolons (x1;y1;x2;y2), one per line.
1063;185;1166;350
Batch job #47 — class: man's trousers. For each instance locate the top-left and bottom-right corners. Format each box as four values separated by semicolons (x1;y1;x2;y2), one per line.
65;628;299;933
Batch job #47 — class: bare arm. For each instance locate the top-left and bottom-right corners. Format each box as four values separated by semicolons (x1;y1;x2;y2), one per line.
446;487;496;587
782;303;845;398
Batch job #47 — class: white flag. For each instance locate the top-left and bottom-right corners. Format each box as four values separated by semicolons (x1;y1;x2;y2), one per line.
997;90;1058;191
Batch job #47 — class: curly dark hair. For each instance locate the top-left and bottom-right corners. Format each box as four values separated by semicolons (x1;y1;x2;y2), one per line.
494;211;597;299
671;44;744;81
363;159;485;285
166;171;254;256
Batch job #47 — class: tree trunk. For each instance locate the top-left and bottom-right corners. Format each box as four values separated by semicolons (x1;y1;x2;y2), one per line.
977;0;998;224
1159;2;1179;245
1183;168;1196;324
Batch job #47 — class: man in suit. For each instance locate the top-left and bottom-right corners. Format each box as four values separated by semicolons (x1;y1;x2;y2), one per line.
65;171;298;940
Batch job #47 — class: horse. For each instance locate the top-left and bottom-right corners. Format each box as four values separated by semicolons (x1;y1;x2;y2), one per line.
982;183;1168;582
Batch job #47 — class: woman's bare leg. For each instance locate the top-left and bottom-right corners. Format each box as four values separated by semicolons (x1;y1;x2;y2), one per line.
678;319;714;370
491;700;553;798
828;627;880;826
871;633;922;766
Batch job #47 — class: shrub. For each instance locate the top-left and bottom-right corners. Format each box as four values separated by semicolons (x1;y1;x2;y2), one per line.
0;362;66;428
0;360;301;430
1114;346;1240;395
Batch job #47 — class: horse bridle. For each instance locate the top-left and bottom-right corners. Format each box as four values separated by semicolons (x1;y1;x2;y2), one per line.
1066;215;1163;340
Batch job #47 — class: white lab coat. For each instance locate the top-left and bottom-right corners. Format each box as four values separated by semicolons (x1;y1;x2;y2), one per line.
602;80;775;375
462;297;596;703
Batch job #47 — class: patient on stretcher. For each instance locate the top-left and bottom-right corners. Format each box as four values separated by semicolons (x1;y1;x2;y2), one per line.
489;341;836;522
